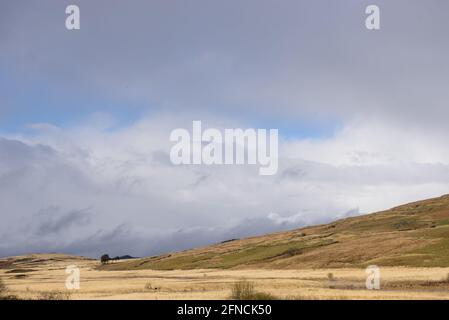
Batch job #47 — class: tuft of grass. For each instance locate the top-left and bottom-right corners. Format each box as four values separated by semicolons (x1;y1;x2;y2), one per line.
37;291;72;300
249;292;278;300
230;280;255;300
230;280;277;300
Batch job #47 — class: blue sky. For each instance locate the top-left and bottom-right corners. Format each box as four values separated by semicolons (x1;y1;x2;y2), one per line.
0;57;339;139
0;64;143;132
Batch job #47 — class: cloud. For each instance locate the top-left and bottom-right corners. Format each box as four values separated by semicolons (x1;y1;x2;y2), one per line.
30;207;91;236
2;113;449;257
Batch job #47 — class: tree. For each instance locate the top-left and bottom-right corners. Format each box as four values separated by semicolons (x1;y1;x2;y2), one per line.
100;254;110;265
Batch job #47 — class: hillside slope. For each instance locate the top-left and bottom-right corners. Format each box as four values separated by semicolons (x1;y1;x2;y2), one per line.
103;195;449;270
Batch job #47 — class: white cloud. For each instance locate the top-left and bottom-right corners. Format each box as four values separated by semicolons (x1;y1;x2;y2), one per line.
1;112;449;257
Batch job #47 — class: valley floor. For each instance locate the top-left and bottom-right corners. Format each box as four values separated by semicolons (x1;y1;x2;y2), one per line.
2;254;449;300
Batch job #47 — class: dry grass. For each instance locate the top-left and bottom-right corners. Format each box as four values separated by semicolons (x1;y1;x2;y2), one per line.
37;291;72;300
2;254;449;300
0;277;18;300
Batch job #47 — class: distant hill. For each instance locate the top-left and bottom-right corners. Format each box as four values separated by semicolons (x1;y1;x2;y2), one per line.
119;255;138;260
111;255;138;260
0;254;92;272
102;194;449;270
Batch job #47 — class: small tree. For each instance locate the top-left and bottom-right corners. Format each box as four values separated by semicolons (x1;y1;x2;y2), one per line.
100;254;110;265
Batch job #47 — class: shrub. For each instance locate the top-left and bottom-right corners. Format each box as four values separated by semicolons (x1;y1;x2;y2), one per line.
327;273;335;281
283;248;303;257
230;280;277;300
231;280;254;300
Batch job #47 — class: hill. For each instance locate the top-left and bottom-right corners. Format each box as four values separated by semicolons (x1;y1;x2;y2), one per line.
0;254;92;274
102;194;449;270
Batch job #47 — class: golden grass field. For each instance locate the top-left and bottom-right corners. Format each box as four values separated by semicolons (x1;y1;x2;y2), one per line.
2;254;449;300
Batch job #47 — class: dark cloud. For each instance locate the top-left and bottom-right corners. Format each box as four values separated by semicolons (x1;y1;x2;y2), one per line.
0;138;55;168
0;215;311;258
30;207;91;236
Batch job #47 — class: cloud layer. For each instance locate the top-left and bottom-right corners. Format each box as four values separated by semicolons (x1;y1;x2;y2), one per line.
2;114;449;257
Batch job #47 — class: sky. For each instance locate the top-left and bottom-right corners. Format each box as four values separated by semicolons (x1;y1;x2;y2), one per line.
1;0;449;257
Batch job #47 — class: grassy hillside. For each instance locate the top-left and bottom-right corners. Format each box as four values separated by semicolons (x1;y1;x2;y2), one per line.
102;195;449;270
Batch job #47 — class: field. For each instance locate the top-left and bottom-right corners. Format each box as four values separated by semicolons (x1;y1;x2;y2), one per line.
2;254;449;300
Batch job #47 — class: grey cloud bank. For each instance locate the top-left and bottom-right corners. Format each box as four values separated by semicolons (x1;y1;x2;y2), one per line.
2;114;449;257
